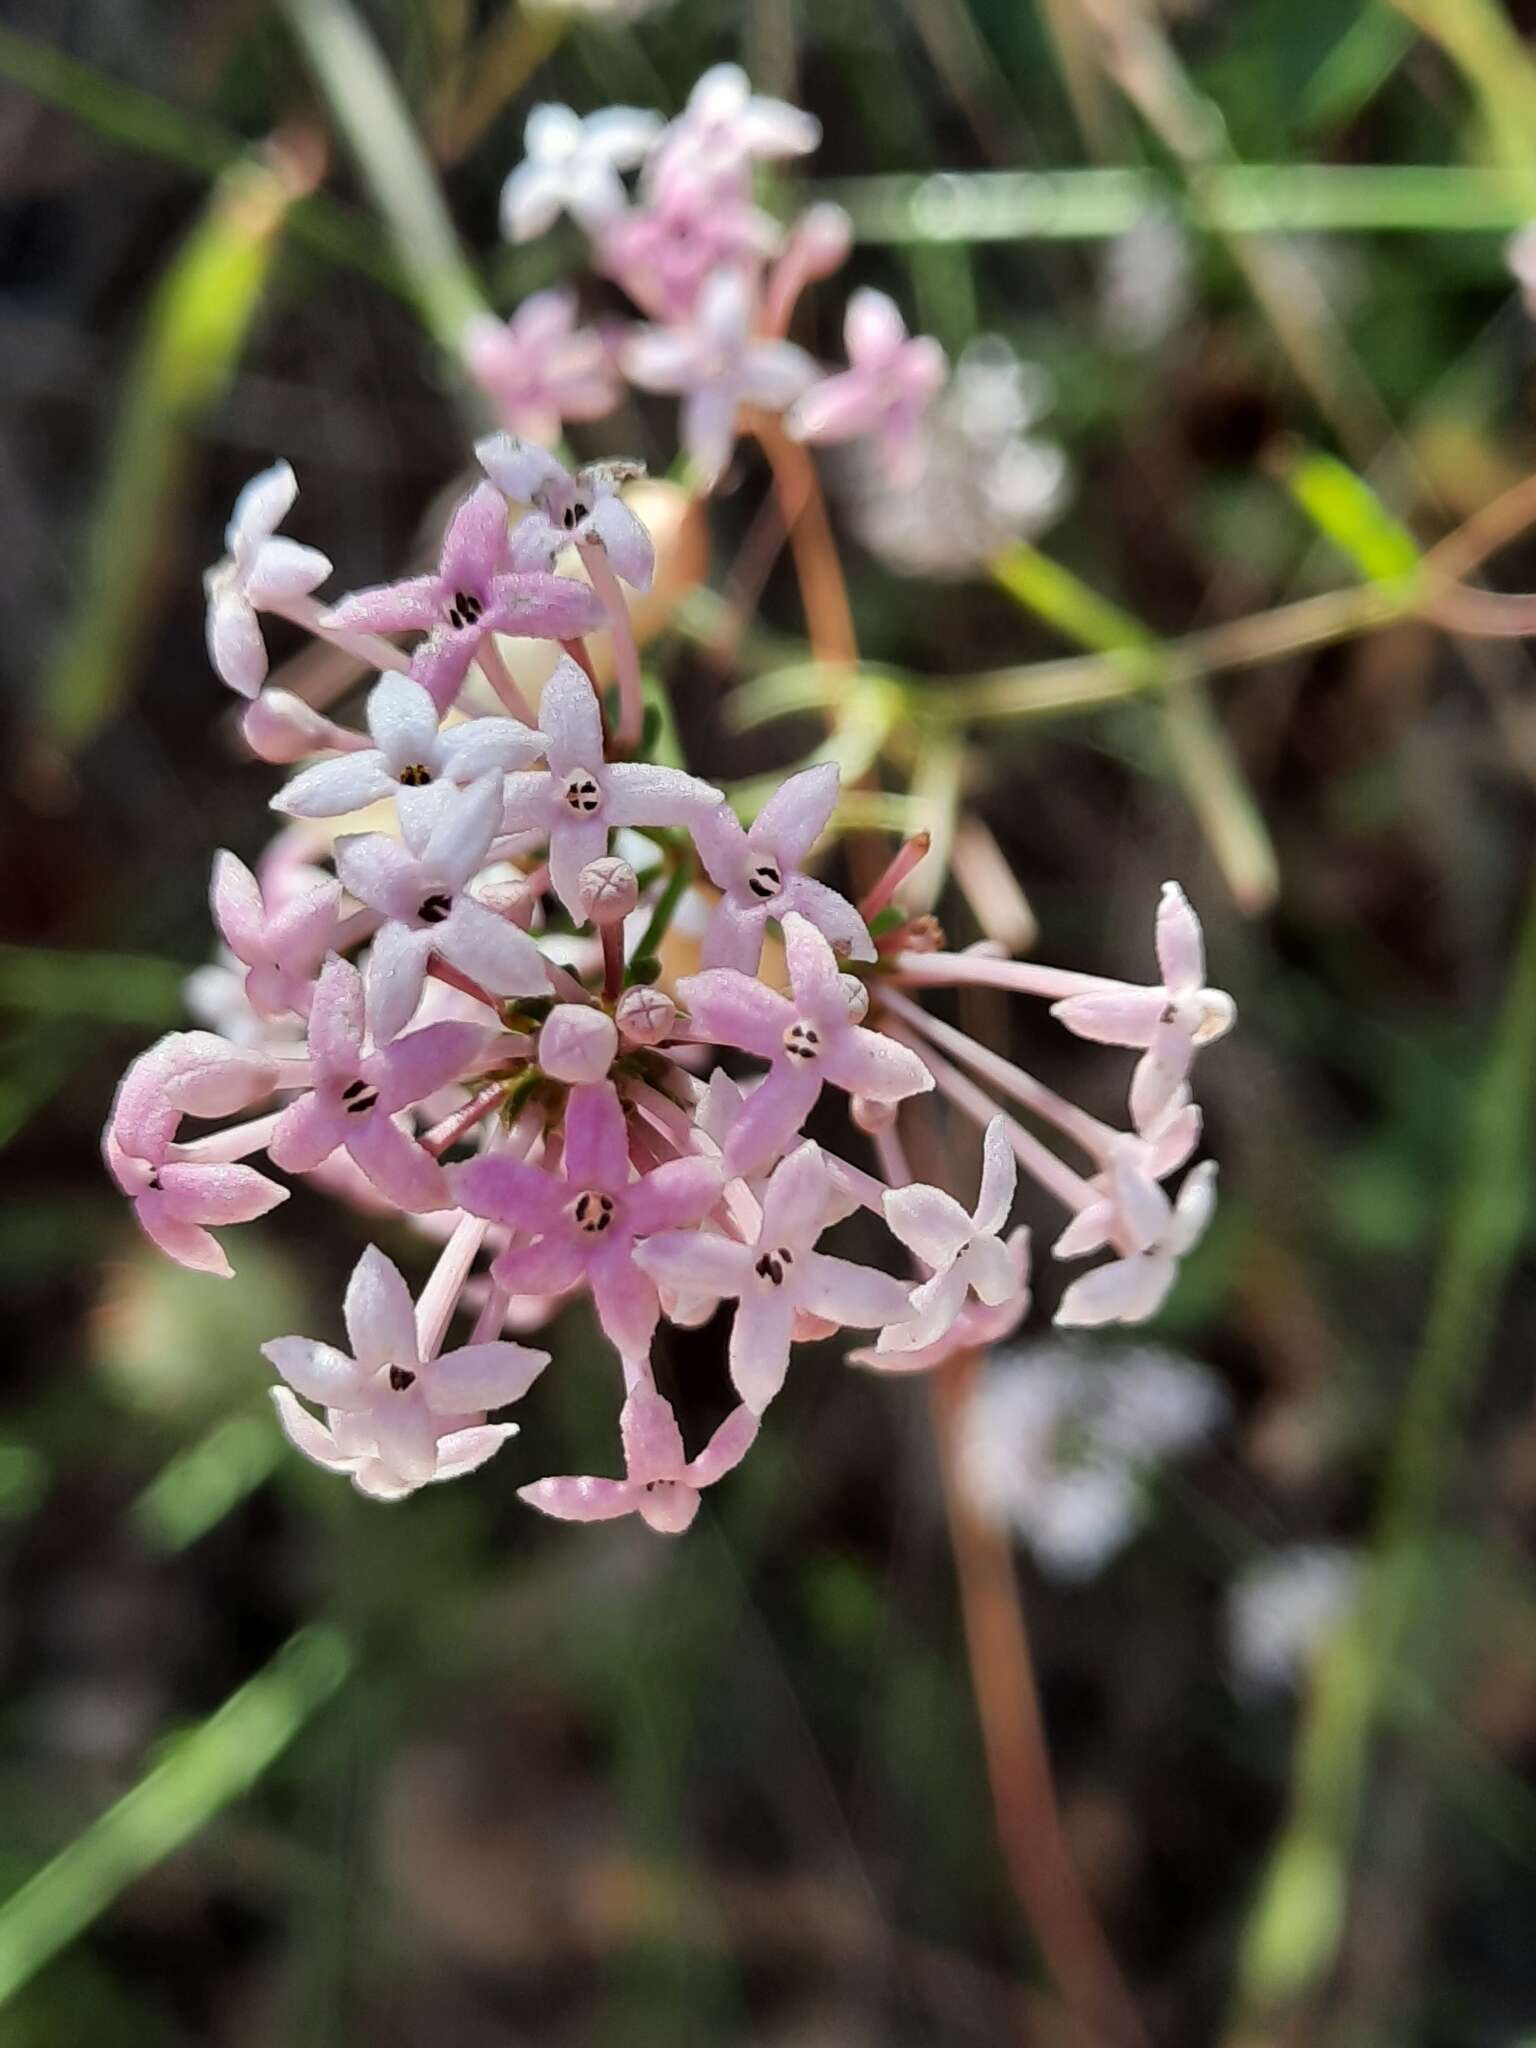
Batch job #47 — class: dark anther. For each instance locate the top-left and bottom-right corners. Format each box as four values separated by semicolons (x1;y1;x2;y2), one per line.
747;861;781;900
398;762;433;787
419;893;453;925
341;1078;379;1115
388;1365;416;1392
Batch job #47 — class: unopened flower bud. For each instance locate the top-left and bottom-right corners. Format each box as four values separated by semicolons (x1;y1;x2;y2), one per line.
577;857;639;926
478;877;538;930
850;1093;898;1136
538;1003;618;1084
242;690;351;765
1190;989;1237;1044
153;1031;278;1119
789;202;853;283
615;985;677;1045
838;972;870;1023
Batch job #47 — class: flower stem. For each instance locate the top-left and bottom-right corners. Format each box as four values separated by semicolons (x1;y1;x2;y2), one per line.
578;539;645;750
476;635;536;722
275;593;413;676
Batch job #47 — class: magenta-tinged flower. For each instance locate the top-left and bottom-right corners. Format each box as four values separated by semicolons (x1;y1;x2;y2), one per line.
451;1081;722;1361
536;1003;618;1085
678;913;933;1177
332;773;551;1043
105;1048;286;1277
321;483;604;713
204;461;331;697
520;1384;758;1534
637;1140;913;1411
499;657;722;913
1050;883;1235;1130
690;763;872;973
596;193;782;325
271;673;545;827
622;271;818;489
649;64;820;205
879;1117;1021;1353
211;850;340;1021
461;291;619;444
499;102;662;241
267;955;490;1212
265;1246;547;1500
787;289;947;485
140;1029;279;1120
849;1228;1031;1375
476;436;655;594
1054;1160;1217;1328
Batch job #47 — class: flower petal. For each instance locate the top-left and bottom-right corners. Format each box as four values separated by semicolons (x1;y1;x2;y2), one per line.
882;1182;972;1270
366;673;442;765
323;574;445;635
344;1243;421;1371
621;1386;686;1483
685;1406;760;1486
797;1251;914;1330
728;1287;796;1412
537;655;603;772
244;536;332;606
675;969;792;1061
759;1139;833;1251
1050;989;1167;1048
519;1475;640;1522
262;1336;373;1409
439;481;510;593
421;1339;549;1414
307;955;365;1077
973;1116;1017;1238
270;1387;358;1472
1156;881;1205;995
1055;1253;1176;1328
721;1060;822;1178
271;752;394;819
207;588;266;697
563;1080;629;1189
346;1113;450;1214
439;896;550;998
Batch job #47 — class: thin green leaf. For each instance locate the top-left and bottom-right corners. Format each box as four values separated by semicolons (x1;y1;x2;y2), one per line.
1276;442;1424;592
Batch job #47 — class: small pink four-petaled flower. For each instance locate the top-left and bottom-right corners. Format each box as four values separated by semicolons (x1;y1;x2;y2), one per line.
879;1117;1023;1354
203;461;331;698
788;289;947;486
476;435;655;593
690;763;873;974
520;1384;758;1535
460;290;620;444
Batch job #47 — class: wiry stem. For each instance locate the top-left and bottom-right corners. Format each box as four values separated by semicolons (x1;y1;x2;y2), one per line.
578;540;645;749
273;593;413;676
477;635;536;722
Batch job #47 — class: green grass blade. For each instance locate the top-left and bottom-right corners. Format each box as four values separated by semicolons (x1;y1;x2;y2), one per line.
0;1628;351;2007
131;1413;284;1554
1276;442;1424;593
0;944;185;1025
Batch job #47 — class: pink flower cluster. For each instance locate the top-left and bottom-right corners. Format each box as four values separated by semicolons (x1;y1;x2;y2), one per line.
107;70;1237;1530
468;64;947;489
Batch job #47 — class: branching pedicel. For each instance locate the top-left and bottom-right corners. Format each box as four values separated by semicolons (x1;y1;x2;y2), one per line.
105;65;1235;1526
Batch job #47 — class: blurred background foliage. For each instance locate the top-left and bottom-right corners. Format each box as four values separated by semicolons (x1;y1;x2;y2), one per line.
6;0;1536;2042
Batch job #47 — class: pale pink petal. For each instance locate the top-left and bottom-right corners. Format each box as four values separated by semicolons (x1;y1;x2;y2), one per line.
207;588;266;697
821;1025;933;1104
685;1406;760;1486
637;1482;702;1534
782;912;845;1022
422;1340;549;1413
346;1114;450;1213
439;896;550;998
589;1238;661;1357
323;575;445;635
751;764;840;870
226;460;297;554
603;762;724;827
432;1424;519;1481
271;752;394;819
797;1251;914;1330
453;1155;559;1231
538;655;604;772
493;1235;586;1298
587;492;654;592
307;955;365;1077
786;369;882;446
1130;1025;1194;1132
333;833;424;922
1111;1149;1174;1253
1054;1201;1114;1260
563;1080;630;1189
1169;1161;1218;1256
729;1288;796;1411
439;716;546;778
759;1139;832;1250
878;1264;963;1352
421;773;503;890
681;384;739;489
700;894;768;973
243;536;332;606
1050;989;1167;1048
634;1230;752;1303
370;1395;442;1487
722;1060;823;1177
270;1387;358;1472
520;1475;640;1522
268;880;342;974
439;482;510;592
366;673;442;765
364;923;432;1045
134;1194;232;1276
268;1091;346;1173
1156;881;1205;995
209;851;265;964
965;1230;1022;1306
973;1117;1017;1238
410;630;477;713
740;340;818;411
475;433;570;504
1055;1252;1176;1328
675;969;792;1061
262;1336;373;1409
157;1161;287;1225
344;1244;421;1370
158;1033;277;1118
484;572;605;643
883;1182;972;1269
373;1020;488;1113
845;287;909;364
621;1387;687;1483
689;801;750;892
627;1156;724;1233
547;814;610;916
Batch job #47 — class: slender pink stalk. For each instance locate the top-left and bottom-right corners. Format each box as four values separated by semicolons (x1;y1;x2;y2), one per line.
274;592;413;676
476;635;537;722
469;1282;510;1345
414;1211;490;1362
601;921;625;1002
421;1083;507;1158
897;1032;1099;1219
860;832;932;921
889;949;1141;1002
426;959;502;1011
579;539;645;750
877;987;1117;1164
332;908;383;953
168;1110;284;1164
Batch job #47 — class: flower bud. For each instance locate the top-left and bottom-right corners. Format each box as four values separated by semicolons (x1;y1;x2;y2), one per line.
538;1003;618;1085
788;202;853;282
838;972;870;1023
242;690;352;765
850;1093;898;1136
577;856;639;927
478;877;538;930
615;985;677;1046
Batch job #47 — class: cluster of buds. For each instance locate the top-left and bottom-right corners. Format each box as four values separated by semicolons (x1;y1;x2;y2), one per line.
107;69;1236;1528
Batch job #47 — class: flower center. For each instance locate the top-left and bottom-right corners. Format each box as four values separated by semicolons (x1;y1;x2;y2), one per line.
561;500;590;530
445;590;484;630
754;1246;795;1287
397;762;433;787
388;1365;416;1392
781;1019;822;1063
418;892;454;925
746;858;782;901
561;770;603;816
341;1078;379;1115
570;1189;616;1235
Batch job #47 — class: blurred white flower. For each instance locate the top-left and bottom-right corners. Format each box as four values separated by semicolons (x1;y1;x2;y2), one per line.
1225;1545;1360;1693
1098;208;1192;353
958;1341;1226;1579
843;336;1068;579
